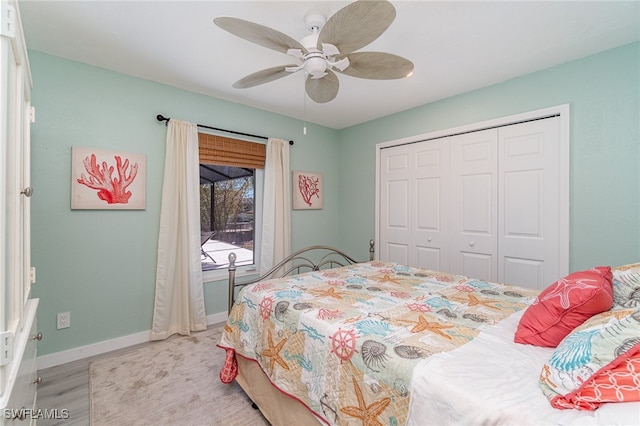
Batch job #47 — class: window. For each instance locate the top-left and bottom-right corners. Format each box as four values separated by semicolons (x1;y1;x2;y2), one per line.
199;165;255;270
198;133;265;279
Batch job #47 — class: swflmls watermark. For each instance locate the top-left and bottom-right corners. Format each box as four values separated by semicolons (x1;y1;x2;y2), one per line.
3;408;70;420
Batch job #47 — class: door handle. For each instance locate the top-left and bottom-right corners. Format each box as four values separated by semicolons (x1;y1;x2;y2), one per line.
20;186;33;197
469;241;475;247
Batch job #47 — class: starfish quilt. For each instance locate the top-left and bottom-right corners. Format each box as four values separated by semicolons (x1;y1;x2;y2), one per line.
218;261;537;425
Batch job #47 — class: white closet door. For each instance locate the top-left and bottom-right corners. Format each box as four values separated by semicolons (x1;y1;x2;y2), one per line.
379;145;411;264
379;139;450;270
377;109;568;286
498;117;561;289
450;129;498;281
413;139;450;270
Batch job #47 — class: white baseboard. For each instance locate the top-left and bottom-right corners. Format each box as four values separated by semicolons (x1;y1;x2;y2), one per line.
206;311;228;326
37;311;228;370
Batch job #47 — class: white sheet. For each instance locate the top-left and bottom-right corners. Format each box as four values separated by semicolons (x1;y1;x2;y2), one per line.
407;310;640;425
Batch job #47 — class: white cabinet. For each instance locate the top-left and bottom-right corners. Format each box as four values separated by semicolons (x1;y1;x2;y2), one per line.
378;110;568;290
2;300;38;426
0;0;38;423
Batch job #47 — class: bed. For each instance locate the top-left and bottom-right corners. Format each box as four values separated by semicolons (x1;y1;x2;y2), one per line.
217;243;640;425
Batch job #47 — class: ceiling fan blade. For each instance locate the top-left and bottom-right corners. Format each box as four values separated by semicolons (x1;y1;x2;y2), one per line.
305;70;339;103
337;52;414;80
233;65;298;89
318;0;396;55
214;17;306;54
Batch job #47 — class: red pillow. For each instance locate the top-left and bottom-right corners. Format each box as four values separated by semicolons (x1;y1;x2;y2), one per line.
552;348;640;410
514;266;613;347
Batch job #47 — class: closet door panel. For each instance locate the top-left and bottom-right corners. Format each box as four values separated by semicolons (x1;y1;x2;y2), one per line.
387;243;409;265
460;252;494;282
461;174;492;237
415;177;441;269
503;258;544;289
379;139;449;270
450;129;498;280
416;177;439;229
498;118;560;288
413;140;449;271
416;246;442;270
379;147;411;264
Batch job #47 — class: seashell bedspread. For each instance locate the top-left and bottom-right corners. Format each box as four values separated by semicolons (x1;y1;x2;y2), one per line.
218;261;538;425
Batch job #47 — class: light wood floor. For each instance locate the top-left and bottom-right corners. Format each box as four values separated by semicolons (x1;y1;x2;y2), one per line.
36;330;267;425
36;342;150;426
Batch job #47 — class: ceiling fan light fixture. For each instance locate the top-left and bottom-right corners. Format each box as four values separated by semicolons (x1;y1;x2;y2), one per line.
304;53;327;77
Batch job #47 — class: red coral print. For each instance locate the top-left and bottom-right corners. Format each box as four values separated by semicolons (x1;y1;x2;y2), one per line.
437;276;456;282
317;308;342;320
76;153;138;204
454;284;475;292
327;280;345;287
252;282;274;292
390;291;411;299
298;174;320;206
406;303;432;313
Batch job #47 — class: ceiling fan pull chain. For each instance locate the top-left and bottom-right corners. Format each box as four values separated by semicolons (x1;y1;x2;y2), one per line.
303;89;308;135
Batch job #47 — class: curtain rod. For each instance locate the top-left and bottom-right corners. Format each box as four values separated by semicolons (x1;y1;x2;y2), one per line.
156;114;294;145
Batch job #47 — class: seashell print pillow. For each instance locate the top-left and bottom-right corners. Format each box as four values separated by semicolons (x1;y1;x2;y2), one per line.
539;307;640;410
612;262;640;308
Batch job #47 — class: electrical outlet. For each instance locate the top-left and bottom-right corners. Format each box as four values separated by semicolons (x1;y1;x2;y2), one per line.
57;312;70;329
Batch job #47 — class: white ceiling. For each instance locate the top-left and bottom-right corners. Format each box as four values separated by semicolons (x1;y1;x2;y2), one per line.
19;1;640;129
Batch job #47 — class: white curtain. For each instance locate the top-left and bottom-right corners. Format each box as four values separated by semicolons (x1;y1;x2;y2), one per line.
259;138;291;274
151;119;207;341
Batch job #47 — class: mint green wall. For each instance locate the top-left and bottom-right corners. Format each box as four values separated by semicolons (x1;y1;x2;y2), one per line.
29;52;341;356
337;42;640;270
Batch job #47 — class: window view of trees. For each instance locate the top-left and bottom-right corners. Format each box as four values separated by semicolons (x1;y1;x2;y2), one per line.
200;165;255;269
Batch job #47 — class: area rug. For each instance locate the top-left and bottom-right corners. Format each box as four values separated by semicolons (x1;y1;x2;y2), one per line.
89;324;269;426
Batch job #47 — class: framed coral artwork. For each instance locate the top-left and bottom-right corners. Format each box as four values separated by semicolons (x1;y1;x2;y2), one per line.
293;171;323;210
71;146;146;210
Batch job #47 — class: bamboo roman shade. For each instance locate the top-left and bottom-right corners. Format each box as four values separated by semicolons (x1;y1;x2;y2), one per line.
198;133;266;169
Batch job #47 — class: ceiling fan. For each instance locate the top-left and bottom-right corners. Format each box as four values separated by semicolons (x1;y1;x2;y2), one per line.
214;0;414;104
